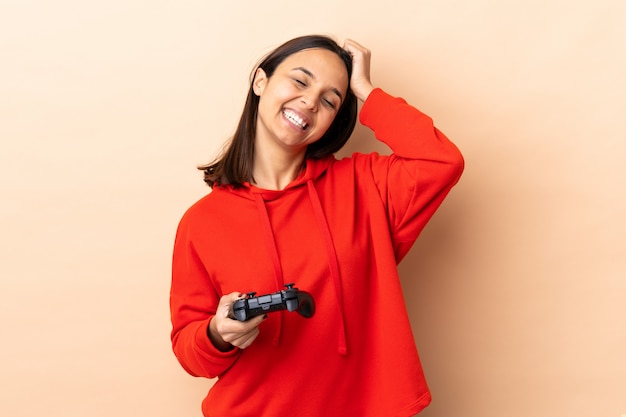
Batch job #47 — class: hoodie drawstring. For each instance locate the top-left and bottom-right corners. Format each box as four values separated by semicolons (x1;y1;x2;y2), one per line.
307;180;348;355
253;193;285;348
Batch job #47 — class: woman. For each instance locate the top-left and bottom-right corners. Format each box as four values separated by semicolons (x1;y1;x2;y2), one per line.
170;35;464;416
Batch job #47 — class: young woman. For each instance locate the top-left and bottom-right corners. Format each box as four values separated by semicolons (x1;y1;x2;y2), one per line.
170;35;464;416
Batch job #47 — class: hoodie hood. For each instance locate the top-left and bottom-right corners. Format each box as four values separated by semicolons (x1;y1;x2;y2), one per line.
217;155;348;355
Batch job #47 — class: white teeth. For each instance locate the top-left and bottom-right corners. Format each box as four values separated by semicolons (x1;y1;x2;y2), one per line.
283;110;307;129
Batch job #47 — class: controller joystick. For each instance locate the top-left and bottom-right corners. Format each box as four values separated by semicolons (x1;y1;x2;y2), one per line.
230;283;315;322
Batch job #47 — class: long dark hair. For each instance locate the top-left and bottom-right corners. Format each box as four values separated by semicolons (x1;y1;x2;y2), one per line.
199;35;358;188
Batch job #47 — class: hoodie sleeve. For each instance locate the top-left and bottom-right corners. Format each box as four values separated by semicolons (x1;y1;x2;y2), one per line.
170;211;240;378
358;88;465;262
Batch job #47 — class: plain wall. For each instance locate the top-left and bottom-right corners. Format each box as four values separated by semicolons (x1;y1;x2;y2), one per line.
1;1;624;416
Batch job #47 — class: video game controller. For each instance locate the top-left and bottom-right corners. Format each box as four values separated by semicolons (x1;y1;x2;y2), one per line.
230;283;315;322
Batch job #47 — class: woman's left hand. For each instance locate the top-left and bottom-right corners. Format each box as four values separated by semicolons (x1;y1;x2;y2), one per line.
343;39;375;102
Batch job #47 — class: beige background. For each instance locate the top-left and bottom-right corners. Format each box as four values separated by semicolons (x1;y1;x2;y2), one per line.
1;0;625;416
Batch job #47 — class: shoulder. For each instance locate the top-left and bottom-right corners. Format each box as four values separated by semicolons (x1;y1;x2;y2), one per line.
178;185;255;227
330;151;391;172
177;190;221;224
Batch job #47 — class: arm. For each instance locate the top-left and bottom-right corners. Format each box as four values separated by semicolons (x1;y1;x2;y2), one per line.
170;216;240;378
359;88;464;262
343;40;463;261
170;214;266;378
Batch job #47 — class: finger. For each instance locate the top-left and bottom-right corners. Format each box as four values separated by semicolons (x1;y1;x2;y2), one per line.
246;313;267;327
222;321;260;344
215;291;244;319
343;39;369;56
225;313;266;335
231;327;260;349
219;312;266;336
221;313;266;346
225;291;244;303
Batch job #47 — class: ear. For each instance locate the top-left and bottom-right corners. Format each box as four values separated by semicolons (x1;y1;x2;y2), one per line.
252;68;268;96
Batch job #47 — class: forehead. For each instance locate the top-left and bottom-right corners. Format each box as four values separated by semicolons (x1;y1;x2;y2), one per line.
278;48;349;90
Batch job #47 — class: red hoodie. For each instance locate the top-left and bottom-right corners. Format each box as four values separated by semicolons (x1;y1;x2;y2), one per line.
170;88;464;417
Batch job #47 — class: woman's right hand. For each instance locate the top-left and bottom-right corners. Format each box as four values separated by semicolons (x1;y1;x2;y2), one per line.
208;292;267;352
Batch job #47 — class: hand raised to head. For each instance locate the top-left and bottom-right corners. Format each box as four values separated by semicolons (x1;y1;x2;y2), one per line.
343;39;375;102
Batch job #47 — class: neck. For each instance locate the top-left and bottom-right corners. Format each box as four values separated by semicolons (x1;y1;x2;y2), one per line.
252;147;306;190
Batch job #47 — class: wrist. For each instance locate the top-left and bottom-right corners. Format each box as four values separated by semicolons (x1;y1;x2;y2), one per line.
207;317;235;352
356;84;375;102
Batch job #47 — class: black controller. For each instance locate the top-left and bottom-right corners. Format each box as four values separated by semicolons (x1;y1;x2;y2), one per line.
230;283;315;322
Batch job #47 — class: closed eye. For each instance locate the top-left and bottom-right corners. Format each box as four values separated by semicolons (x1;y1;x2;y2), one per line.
323;98;337;110
291;66;344;105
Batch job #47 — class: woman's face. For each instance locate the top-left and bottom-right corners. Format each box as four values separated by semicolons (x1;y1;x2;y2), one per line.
253;48;349;156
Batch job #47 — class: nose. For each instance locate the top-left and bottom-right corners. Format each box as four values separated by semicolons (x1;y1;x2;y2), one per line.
301;95;318;112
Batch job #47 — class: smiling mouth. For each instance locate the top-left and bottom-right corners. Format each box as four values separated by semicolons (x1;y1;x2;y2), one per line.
283;110;309;130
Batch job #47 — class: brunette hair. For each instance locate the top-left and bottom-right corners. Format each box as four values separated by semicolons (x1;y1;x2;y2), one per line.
199;35;358;188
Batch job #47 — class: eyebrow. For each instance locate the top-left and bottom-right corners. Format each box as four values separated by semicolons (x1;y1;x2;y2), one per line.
292;67;344;102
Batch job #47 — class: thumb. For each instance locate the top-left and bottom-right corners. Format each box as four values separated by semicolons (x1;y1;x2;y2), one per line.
218;291;243;318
